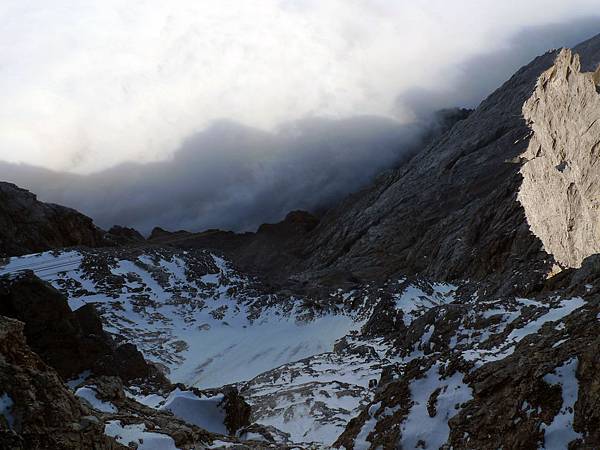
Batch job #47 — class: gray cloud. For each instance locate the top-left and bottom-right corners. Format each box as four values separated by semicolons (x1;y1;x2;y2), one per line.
1;1;600;172
0;17;599;234
396;17;600;120
0;116;428;233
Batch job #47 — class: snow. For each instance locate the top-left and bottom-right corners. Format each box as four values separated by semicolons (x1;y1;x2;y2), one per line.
400;364;472;450
0;251;82;278
104;421;179;450
125;390;167;408
75;386;117;413
0;393;14;429
207;440;235;449
521;400;541;418
160;389;227;434
353;402;381;450
240;431;267;442
7;250;362;388
506;298;585;343
66;370;91;390
126;387;229;434
240;333;391;445
540;358;581;449
551;338;567;348
178;310;358;388
462;297;586;367
394;284;456;326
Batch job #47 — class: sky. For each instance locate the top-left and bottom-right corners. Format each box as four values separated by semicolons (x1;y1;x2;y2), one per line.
1;0;600;174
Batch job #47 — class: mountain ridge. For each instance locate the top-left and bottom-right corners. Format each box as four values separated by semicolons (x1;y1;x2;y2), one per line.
1;33;600;449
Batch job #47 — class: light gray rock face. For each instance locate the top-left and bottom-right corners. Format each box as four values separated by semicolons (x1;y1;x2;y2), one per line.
293;34;600;295
519;48;600;269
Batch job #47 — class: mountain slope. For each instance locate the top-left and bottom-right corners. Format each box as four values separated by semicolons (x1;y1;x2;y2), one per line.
0;182;104;258
5;245;599;448
2;33;600;450
297;34;600;295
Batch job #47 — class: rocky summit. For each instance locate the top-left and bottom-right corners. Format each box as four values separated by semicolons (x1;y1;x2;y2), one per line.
1;33;600;450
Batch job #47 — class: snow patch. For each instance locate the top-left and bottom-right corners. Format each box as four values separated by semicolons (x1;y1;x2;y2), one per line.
507;298;585;343
393;284;456;326
105;421;179;450
160;389;227;435
540;358;581;449
354;402;381;450
75;386;117;413
400;364;472;449
0;393;14;429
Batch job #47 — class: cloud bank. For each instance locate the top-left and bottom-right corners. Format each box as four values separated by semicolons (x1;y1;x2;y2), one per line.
0;116;429;233
1;1;599;172
0;2;599;233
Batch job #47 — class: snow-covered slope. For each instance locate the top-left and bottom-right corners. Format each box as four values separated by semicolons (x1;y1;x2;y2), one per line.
0;248;362;388
1;248;596;448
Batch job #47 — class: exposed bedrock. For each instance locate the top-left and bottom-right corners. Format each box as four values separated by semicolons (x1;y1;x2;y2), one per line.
519;48;600;269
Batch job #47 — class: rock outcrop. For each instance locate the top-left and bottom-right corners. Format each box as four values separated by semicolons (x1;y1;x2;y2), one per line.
289;35;600;295
105;225;145;245
0;315;261;449
0;182;105;258
148;226;192;242
332;259;600;450
0;315;125;449
0;271;164;384
519;48;600;269
151;210;320;283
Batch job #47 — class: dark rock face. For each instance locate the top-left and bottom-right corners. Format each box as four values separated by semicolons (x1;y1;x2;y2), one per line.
110;343;152;382
0;315;125;449
0;271;161;384
151;210;320;283
219;387;252;435
228;210;320;280
0;182;105;258
295;35;600;294
148;226;191;242
298;53;557;289
0;271;109;379
105;225;145;245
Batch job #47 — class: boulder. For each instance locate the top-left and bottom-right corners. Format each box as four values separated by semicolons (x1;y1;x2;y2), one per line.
0;315;125;449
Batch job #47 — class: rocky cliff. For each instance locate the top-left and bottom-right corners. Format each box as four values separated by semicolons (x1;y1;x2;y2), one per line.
2;32;600;450
291;35;600;295
519;48;600;270
0;271;163;382
0;315;126;449
0;182;105;258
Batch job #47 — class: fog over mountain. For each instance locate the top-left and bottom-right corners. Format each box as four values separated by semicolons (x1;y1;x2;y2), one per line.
2;1;600;172
0;116;430;233
1;1;600;232
4;4;600;448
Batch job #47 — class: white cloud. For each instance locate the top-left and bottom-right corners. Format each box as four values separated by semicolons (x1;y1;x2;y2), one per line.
0;0;598;172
